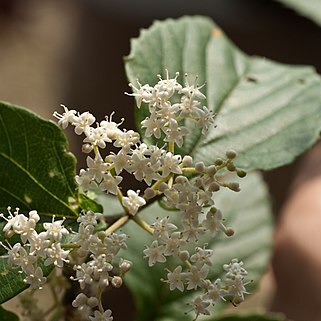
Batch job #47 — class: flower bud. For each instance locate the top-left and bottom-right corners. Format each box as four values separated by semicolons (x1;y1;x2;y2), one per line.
179;250;190;262
182;155;193;167
236;169;247;178
144;188;156;200
195;162;206;173
228;182;240;192
208;182;220;192
225;228;235;237
158;182;169;193
227;162;236;172
87;297;99;308
226;149;237;159
119;259;133;273
215;158;224;166
207;165;217;176
82;143;93;153
111;276;123;288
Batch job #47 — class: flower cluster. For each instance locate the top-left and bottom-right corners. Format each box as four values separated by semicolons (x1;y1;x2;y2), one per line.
0;207;69;289
127;70;215;144
71;210;132;321
0;71;249;321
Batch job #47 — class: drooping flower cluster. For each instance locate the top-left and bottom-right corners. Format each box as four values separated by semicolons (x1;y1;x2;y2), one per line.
0;208;70;289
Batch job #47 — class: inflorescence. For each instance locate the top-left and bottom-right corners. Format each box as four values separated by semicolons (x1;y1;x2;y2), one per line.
1;71;249;321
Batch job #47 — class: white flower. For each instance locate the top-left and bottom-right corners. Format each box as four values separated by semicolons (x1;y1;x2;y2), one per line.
161;152;182;177
143;240;166;267
122;190;146;215
43;217;69;241
75;169;95;191
165;265;184;292
86;155;109;182
202;208;228;236
73;111;96;135
202;279;225;304
24;266;46;289
152;217;177;240
113;130;140;152
84;126;111;149
191;295;210;317
185;265;209;290
108;150;131;175
190;247;213;268
89;309;113;321
223;258;247;279
29;231;51;256
77;210;102;227
100;112;123;140
100;173;123;195
8;243;37;274
163;232;185;256
44;243;70;268
53;105;77;129
126;81;154;108
164;119;188;147
141;114;162;138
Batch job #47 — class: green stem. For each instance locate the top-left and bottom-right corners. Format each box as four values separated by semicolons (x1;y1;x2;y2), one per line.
105;215;130;235
132;215;154;235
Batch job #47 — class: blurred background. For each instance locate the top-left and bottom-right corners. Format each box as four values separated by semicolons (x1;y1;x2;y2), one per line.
1;0;321;320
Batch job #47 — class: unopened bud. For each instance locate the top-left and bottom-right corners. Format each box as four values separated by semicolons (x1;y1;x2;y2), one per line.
225;228;235;237
208;182;220;192
119;259;133;273
210;207;217;214
207;165;217;176
228;182;240;192
158;182;168;193
182;155;193;167
195;162;206;173
82;143;93;153
226;149;237;159
144;188;156;200
227;162;236;172
215;158;224;166
179;250;190;262
236;169;247;178
87;297;99;308
111;276;123;288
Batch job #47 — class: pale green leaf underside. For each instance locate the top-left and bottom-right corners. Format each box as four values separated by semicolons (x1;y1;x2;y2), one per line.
0;306;19;321
121;172;273;321
275;0;321;26
125;16;321;170
0;102;78;217
213;313;288;321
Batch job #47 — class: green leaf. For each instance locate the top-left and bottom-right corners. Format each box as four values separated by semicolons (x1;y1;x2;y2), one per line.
125;16;321;171
0;101;78;218
0;257;53;304
120;172;273;321
275;0;321;26
0;306;19;321
213;313;288;321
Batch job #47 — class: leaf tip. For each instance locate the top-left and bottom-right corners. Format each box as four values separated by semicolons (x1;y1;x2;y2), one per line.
212;28;222;37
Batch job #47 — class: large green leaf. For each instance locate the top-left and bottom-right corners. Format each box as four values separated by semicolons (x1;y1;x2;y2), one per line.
125;16;321;170
275;0;321;26
0;257;53;304
0;102;78;218
119;172;272;321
